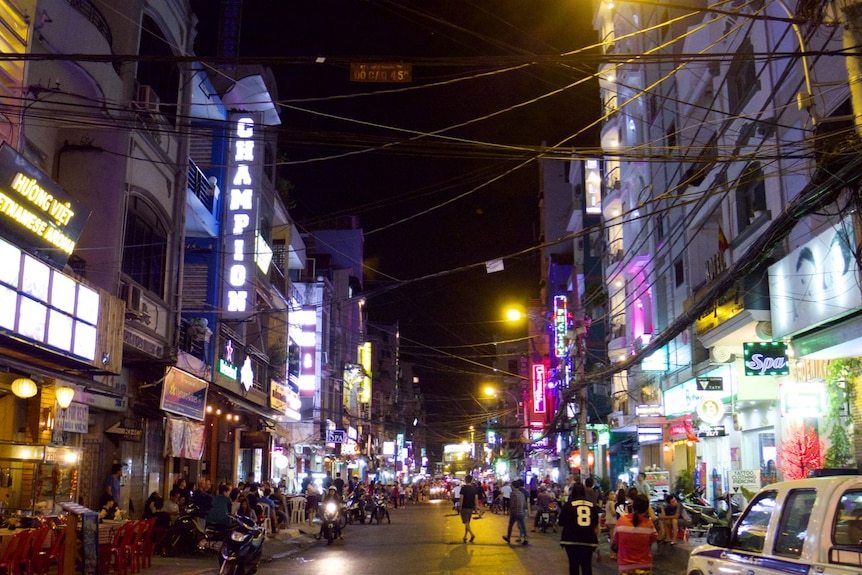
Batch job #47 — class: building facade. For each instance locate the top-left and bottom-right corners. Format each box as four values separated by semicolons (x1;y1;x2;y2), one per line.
592;0;862;500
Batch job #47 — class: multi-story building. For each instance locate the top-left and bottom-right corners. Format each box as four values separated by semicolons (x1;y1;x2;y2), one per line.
0;0;310;517
593;0;862;497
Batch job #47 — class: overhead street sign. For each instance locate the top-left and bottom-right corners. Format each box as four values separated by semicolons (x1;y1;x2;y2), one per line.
326;430;346;443
350;63;412;83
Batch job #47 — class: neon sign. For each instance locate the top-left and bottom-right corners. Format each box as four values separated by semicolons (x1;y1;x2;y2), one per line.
554;295;568;358
532;363;546;414
0;144;85;268
223;114;260;315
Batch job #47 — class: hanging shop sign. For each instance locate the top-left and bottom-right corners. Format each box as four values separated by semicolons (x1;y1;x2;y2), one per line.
637;425;662;443
743;342;789;376
531;362;547;414
697;425;727;438
554;295;568;359
780;380;827;418
696;377;723;391
0;144;85;269
222;113;261;317
584;158;602;214
636;404;663;417
696;397;725;424
161;367;208;421
217;339;239;380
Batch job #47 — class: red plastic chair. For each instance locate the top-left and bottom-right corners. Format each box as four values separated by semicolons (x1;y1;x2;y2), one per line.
125;521;151;573
106;522;136;575
32;527;65;575
139;517;156;569
0;529;32;575
20;525;52;575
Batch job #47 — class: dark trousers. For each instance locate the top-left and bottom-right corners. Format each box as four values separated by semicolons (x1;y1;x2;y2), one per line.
564;544;595;575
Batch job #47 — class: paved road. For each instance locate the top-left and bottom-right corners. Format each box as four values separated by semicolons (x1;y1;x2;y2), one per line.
268;501;690;575
147;500;692;574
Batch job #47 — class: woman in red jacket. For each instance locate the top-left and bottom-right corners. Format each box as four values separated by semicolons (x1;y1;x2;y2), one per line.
612;494;657;575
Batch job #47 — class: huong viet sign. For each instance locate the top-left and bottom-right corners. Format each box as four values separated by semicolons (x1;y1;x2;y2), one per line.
0;144;86;269
744;341;789;376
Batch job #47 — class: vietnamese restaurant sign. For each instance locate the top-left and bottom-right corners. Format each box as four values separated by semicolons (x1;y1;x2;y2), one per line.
0;144;86;269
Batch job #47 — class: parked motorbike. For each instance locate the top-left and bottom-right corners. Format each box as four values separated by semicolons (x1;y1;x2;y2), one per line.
158;504;206;555
218;514;264;575
368;493;391;525
317;500;344;545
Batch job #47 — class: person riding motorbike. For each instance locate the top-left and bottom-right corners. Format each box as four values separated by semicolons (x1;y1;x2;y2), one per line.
319;486;344;541
533;485;555;531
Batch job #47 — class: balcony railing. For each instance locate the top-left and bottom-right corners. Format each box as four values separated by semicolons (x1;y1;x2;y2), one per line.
188;159;215;213
68;0;112;47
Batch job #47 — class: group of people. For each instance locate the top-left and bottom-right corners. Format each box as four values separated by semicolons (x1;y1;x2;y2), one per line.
454;471;672;575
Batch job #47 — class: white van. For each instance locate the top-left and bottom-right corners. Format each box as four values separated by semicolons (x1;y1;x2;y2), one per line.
688;472;862;575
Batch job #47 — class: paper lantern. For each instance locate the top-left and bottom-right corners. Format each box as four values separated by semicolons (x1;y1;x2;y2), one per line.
55;385;75;409
11;377;37;399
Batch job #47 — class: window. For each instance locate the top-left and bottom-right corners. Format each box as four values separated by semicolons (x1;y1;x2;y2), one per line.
727;37;758;113
833;490;862;546
734;162;766;230
674;259;684;287
773;489;816;557
732;490;777;553
122;196;168;298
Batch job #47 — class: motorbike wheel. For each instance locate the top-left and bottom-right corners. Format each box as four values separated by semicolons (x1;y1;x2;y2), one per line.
161;530;191;556
218;560;238;575
327;530;335;545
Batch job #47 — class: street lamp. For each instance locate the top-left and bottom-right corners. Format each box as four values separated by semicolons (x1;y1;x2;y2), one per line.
483;385;522;420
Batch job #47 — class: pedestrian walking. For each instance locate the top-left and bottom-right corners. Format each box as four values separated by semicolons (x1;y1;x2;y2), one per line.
502;479;530;545
605;490;619;559
612;494;657;575
501;481;512;514
559;483;600;575
459;475;479;542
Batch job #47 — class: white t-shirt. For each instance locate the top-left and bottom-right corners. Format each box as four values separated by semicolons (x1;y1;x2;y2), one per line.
501;484;512;498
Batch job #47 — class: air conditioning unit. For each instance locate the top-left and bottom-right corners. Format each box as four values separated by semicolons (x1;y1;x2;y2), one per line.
134;84;160;113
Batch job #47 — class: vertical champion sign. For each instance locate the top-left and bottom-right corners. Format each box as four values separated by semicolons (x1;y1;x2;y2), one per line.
223;114;260;316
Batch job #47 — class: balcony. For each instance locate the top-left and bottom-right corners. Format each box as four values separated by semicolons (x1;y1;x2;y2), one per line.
608;322;628;360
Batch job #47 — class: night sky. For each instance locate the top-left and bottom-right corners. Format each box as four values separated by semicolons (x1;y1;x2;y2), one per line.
191;1;601;450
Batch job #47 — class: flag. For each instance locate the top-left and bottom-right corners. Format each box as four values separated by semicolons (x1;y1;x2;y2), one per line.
718;225;729;252
485;259;505;273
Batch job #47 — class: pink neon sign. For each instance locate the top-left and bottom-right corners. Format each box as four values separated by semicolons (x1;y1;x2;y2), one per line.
532;363;546;414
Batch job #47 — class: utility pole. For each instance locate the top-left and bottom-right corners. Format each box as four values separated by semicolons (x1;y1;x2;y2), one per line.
574;314;590;480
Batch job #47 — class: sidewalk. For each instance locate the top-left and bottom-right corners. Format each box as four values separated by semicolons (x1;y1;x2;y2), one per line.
145;522;319;575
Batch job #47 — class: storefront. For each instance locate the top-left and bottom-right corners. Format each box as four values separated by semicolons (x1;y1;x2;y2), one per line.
768;215;862;471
